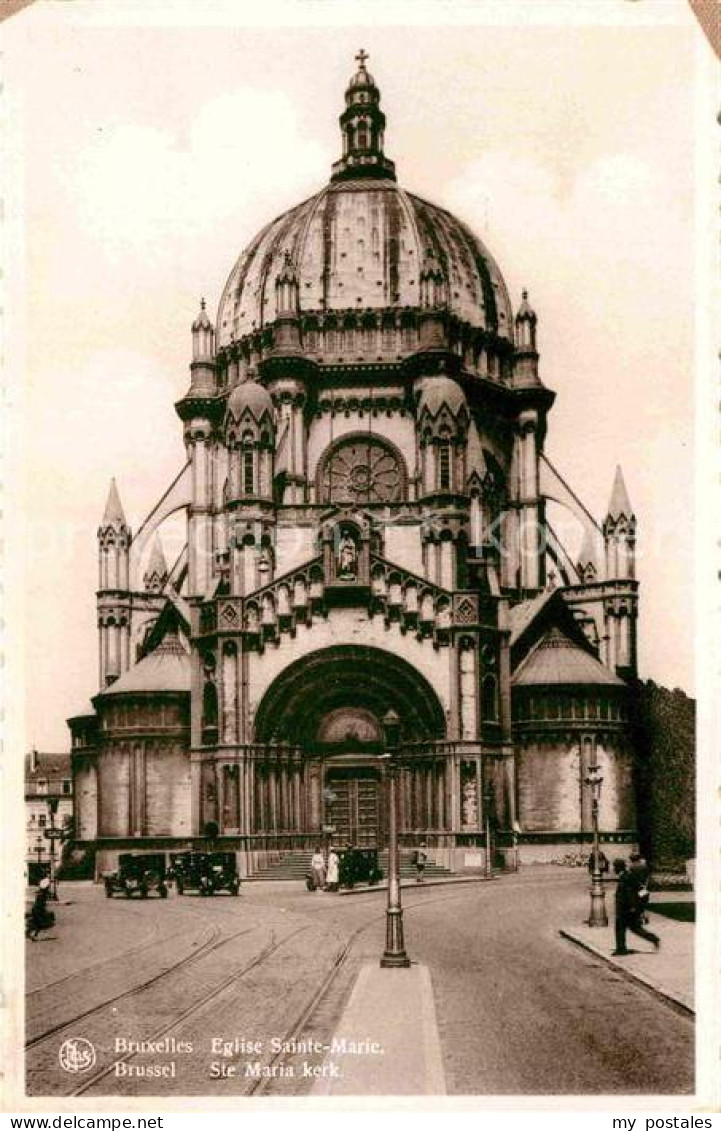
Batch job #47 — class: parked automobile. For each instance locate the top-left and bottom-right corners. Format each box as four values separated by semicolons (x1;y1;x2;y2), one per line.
104;853;168;899
171;851;240;896
339;847;383;888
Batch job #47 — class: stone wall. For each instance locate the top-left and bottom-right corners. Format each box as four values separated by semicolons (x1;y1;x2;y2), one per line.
144;739;192;837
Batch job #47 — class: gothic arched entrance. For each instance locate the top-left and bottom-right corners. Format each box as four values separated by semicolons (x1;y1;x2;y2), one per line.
253;646;446;845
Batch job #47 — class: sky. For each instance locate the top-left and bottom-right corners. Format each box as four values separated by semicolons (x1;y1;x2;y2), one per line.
2;0;713;751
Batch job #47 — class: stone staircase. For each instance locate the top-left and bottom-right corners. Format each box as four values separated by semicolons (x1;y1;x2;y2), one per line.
245;850;454;883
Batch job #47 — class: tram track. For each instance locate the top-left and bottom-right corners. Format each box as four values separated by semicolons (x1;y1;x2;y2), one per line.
27;881;493;1097
71;925;311;1096
26;920;253;1050
26;920;173;1000
247;884;487;1095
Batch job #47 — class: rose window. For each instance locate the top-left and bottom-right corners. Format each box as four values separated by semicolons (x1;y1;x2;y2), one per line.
320;438;404;504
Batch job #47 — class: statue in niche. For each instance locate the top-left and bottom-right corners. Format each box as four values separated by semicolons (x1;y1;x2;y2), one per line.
461;763;479;829
336;527;358;580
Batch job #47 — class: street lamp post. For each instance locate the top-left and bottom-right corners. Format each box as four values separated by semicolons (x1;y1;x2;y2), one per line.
483;782;494;880
584;763;608;927
47;797;60;901
380;709;410;969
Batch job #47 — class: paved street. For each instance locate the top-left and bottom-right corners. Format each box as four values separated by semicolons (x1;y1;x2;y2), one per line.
25;869;693;1097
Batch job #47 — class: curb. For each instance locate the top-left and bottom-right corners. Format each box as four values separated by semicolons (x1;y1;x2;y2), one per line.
337;874;499;897
559;929;694;1017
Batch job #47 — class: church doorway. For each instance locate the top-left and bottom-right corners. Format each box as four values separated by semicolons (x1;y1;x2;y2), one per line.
325;765;381;847
252;645;447;843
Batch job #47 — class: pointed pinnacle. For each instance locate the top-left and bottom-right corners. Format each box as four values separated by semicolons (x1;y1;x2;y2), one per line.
146;533;168;579
577;524;599;571
102;478;126;527
607;465;634;521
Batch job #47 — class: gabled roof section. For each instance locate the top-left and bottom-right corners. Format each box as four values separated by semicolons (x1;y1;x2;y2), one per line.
95;627;190;700
138;599;190;661
513;627;624;688
25;752;72;781
509;588;602;673
509;590;556;647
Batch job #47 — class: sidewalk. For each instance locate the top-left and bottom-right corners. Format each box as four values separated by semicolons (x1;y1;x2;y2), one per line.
312;962;446;1095
338;872;495;897
560;897;694;1015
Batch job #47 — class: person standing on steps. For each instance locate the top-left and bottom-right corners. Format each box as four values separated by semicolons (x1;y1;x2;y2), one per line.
413;842;428;882
612;857;660;955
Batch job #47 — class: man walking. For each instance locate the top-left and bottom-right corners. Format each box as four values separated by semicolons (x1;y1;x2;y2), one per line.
629;851;651;921
612;857;660;955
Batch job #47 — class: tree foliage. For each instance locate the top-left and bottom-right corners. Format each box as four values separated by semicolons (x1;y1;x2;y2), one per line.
632;680;695;868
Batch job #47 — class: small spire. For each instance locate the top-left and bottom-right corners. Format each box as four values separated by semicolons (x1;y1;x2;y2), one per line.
192;296;212;331
606;465;634;522
102;478;126;527
577;525;599;581
144;534;168;592
516;288;536;322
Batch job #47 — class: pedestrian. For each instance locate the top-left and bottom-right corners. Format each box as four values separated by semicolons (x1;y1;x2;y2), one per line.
612;857;660;955
587;848;609;877
629;851;650;921
413;842;428;882
26;877;55;941
325;847;340;892
309;846;326;892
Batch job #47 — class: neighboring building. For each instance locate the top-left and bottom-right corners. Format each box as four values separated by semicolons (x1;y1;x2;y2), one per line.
25;751;73;880
69;55;639;874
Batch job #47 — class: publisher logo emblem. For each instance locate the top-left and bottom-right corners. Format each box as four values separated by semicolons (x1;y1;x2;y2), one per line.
59;1037;96;1074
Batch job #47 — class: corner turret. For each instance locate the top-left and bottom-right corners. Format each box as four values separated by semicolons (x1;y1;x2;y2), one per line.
97;479;132;687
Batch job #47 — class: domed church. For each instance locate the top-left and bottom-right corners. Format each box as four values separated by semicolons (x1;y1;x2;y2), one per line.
70;54;639;875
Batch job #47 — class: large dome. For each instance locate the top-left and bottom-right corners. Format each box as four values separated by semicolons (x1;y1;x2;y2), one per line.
216;56;513;354
216;181;513;350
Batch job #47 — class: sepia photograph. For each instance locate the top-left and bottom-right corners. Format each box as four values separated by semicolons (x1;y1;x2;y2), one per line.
2;0;718;1113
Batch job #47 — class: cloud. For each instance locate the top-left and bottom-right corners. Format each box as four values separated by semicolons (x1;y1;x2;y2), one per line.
72;88;326;256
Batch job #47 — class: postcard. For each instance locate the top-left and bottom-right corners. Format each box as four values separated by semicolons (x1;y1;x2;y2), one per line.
1;0;718;1116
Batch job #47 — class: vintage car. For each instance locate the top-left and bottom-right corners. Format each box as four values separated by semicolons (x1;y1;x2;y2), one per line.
104;853;168;899
171;851;240;896
339;847;383;888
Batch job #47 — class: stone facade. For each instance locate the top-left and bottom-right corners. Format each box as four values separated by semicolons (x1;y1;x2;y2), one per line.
69;56;639;873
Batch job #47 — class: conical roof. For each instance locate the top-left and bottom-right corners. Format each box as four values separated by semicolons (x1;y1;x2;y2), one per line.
607;465;634;521
97;632;190;698
102;478;126;527
144;534;168;586
512;627;623;687
577;525;600;573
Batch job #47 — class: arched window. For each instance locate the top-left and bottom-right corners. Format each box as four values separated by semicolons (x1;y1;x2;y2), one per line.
438;442;451;491
202;680;218;744
318;434;406;504
243;447;254;495
482;674;499;722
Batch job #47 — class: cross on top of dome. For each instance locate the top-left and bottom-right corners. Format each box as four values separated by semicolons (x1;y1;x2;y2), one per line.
332;51;396;183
